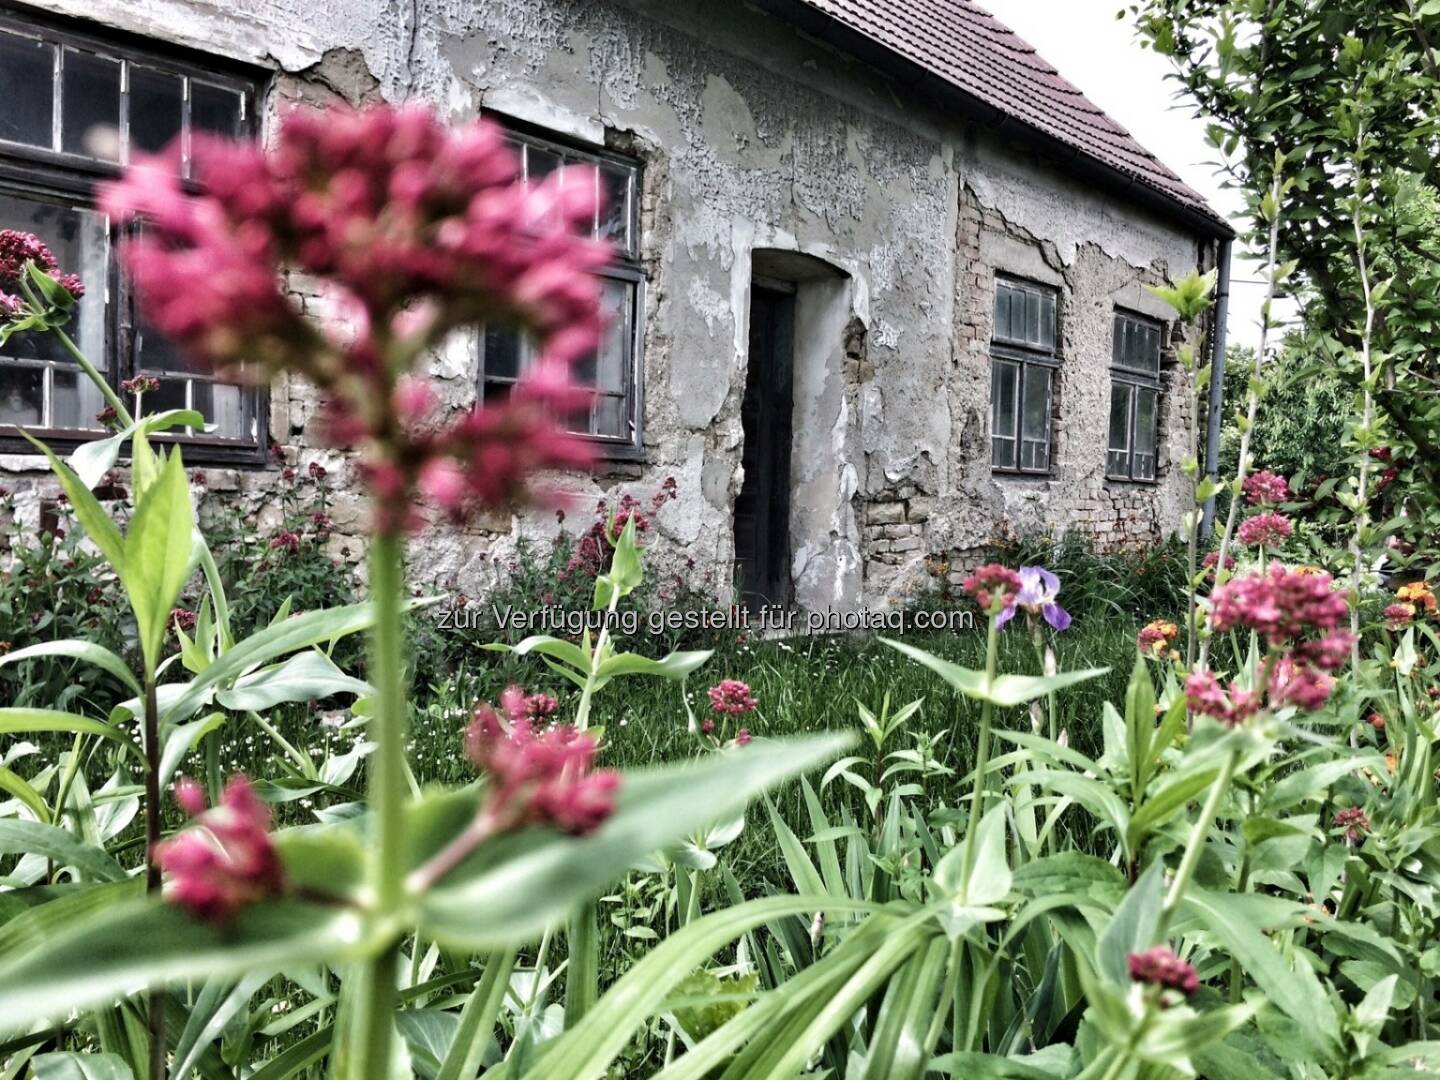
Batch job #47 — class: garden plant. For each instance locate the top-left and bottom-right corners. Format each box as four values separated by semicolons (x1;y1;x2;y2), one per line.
2;6;1440;1074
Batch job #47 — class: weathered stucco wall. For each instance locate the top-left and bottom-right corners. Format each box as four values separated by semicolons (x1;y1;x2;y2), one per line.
2;0;1212;613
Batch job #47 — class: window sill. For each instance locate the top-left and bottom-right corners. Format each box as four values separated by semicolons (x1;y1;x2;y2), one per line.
1104;474;1160;487
0;428;267;467
991;469;1056;481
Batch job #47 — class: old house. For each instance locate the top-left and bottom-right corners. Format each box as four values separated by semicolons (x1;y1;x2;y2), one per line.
0;0;1231;614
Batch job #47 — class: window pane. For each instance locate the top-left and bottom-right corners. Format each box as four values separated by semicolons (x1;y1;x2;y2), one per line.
1040;292;1055;349
192;380;246;438
1108;384;1131;477
1020;365;1050;441
525;145;562;184
990;358;1018;469
0;31;54;147
1114;315;1161;374
50;367;105;430
993;285;1014;341
582;279;631;438
1135;388;1158;480
0;365;43;425
0;190;109;369
61;48;120;159
1019;366;1050;472
483;324;522;381
138;377;188;417
135;320;188;374
129;65;183;155
191;81;241;138
598;161;632;253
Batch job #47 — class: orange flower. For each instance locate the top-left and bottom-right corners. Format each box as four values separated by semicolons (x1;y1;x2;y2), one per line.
1397;581;1437;613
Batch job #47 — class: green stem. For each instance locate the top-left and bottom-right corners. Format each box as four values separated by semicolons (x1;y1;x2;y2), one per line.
1156;748;1239;940
142;675;165;1080
344;530;409;1079
52;324;134;427
959;614;1000;886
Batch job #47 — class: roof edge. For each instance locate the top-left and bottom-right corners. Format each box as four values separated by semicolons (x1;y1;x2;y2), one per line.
746;0;1235;240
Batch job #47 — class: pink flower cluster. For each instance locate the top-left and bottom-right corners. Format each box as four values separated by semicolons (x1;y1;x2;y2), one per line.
154;776;284;923
1128;946;1198;997
1244;469;1291;505
1333;806;1370;842
464;686;620;835
1195;565;1353;717
963;563;1024;615
709;679;757;715
1210;564;1349;646
1184;671;1260;727
1237;511;1293;547
0;228;85;317
99;104;612;534
561;479;678;581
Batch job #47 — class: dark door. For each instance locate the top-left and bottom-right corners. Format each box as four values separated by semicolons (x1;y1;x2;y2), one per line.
734;284;795;610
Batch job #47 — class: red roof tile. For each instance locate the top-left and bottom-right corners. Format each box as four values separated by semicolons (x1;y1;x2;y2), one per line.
794;0;1226;229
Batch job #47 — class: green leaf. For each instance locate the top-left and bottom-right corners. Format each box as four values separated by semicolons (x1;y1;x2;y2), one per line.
30;1053;135;1080
533;893;881;1080
1127;763;1225;851
593;517;643;610
592;649;712;685
0;899;376;1033
0;708;143;765
68;410;205;490
435;951;515;1080
1185;888;1338;1052
881;639;1107;706
0;819;125;882
122;448;195;671
0;765;50;824
0;640;141;696
20;433;125;572
159;601;388;726
1097;861;1164;986
417;734;852;948
481;635;592;674
215;650;370;712
1134;999;1265;1067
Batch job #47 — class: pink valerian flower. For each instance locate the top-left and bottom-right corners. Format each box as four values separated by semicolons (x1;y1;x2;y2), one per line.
1209;564;1349;647
963;563;1023;616
709;679;757;715
119;374;161;396
100;105;611;535
0;230;86;320
1237;511;1293;547
270;530;301;553
1333;806;1370;843
1184;671;1261;727
1244;469;1291;505
153;776;284;923
307;461;328;481
464;699;620;835
1128;946;1198;997
170;607;198;633
996;565;1071;631
735;728;752;746
1385;602;1416;630
1269;654;1336;711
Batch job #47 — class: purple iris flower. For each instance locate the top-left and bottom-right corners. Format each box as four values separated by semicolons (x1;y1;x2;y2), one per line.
996;566;1071;631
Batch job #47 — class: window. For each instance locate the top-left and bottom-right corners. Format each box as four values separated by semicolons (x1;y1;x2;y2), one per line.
479;124;644;457
0;8;265;461
990;278;1057;474
1107;312;1164;482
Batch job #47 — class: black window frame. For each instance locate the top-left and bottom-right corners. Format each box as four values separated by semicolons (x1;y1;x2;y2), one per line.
476;118;647;462
0;4;269;465
1106;310;1165;484
990;276;1059;477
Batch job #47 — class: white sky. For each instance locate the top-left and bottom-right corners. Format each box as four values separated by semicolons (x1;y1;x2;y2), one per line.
977;0;1290;351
